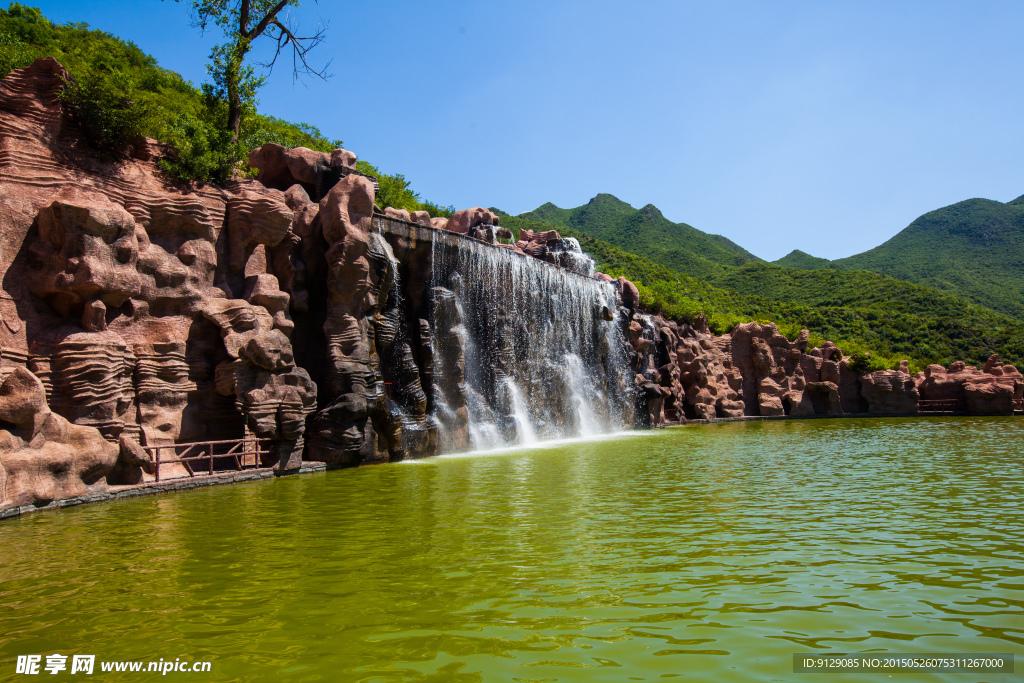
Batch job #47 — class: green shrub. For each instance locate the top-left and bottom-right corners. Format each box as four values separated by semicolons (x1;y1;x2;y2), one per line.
241;116;340;154
0;29;34;76
847;351;887;374
158;113;238;184
420;200;455;219
58;69;147;159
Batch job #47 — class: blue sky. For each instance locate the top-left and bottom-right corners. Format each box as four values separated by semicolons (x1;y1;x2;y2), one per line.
25;0;1024;261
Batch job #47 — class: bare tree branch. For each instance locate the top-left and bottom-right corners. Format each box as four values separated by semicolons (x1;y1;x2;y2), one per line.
256;15;331;82
246;0;291;40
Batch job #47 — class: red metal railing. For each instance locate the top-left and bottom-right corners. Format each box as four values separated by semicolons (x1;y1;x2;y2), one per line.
142;438;269;482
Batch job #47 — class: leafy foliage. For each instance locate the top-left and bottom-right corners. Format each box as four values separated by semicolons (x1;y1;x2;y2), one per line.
0;3;452;211
58;68;147;158
846;352;888;374
521;193;761;278
768;198;1024;320
157;113;236;183
0;26;33;74
355;160;454;217
503;214;1024;373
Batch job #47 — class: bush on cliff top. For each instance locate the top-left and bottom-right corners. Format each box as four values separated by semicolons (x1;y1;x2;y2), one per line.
58;68;147;159
0;3;451;212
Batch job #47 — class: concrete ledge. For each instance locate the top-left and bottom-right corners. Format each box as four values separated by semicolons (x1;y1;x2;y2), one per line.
0;462;327;521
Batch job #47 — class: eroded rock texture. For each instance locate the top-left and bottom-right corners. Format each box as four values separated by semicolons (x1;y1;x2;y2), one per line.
0;59;324;506
248;143;358;201
915;356;1023;415
0;57;1018;512
860;370;919;414
0;367;118;507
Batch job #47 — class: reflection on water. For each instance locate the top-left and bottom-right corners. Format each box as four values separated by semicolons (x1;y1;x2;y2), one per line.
0;417;1022;682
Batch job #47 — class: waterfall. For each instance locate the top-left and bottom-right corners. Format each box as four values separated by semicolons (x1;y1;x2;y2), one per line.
429;228;631;450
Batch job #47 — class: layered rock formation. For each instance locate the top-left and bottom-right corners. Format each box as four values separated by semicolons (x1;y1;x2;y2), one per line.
0;367;118;507
0;58;1020;513
916;357;1023;415
0;59;322;506
625;316;1021;424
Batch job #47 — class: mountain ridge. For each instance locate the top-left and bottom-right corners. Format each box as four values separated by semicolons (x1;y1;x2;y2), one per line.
768;196;1024;319
518;193;760;280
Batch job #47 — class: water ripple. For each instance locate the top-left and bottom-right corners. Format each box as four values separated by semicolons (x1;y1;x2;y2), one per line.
0;417;1021;681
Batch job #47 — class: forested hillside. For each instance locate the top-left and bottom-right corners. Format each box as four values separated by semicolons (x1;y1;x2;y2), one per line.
0;3;452;215
833;197;1024;319
3;3;1021;374
774;249;833;269
521;194;759;279
503;214;1024;373
771;196;1024;319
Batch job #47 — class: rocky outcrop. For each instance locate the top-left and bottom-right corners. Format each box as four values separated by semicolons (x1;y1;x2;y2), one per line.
728;322;847;417
203;299;316;468
248;143;358;201
0;367;118;507
305;174;401;466
915;356;1022;415
445;207;500;235
0;57;1019;514
514;228;595;276
860;370;919;414
626;317;992;420
964;382;1015;415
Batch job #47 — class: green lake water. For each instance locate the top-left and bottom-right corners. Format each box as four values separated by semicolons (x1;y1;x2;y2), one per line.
1;417;1022;682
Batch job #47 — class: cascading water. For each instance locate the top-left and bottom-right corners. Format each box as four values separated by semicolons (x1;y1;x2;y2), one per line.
429;228;632;451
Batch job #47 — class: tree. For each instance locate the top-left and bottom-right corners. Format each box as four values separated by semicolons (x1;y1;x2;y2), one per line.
177;1;329;142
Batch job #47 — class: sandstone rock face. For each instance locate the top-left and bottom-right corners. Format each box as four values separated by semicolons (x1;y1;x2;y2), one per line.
618;277;641;311
384;207;411;222
409;210;432;227
248;143;358;201
964;382;1015;415
860;371;919;414
0;367;118;507
445;207;500;235
915;356;1022;414
305;174;403;466
226;190;293;274
0;59;336;500
625;317;936;420
728;322;849;417
28;191;142;316
512;229;595;276
203;299;316;468
0;58;1017;513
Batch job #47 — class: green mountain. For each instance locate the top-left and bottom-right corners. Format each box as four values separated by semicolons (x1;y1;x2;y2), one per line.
503;213;1024;372
773;249;833;269
5;4;1021;372
833;197;1024;319
768;196;1024;320
520;194;760;280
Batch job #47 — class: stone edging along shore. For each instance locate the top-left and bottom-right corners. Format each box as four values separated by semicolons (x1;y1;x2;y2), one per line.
0;463;327;521
4;411;1018;522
